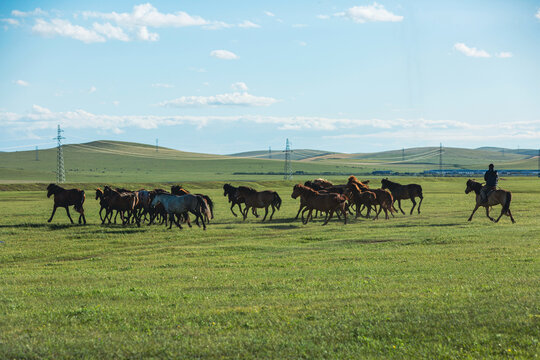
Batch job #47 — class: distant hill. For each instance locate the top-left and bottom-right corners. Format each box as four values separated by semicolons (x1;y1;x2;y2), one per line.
230;149;338;161
0;141;537;184
476;147;538;157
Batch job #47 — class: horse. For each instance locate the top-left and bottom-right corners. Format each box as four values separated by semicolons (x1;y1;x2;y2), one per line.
95;188;111;223
46;184;86;224
171;185;214;223
465;179;515;223
151;193;210;230
223;184;251;217
103;186;139;226
345;186;377;219
348;176;395;219
291;184;347;225
236;186;281;221
381;178;423;215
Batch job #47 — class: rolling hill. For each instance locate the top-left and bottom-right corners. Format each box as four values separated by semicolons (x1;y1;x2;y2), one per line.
0;141;537;184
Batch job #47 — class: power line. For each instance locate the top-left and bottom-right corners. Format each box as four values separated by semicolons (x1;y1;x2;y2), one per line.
53;124;65;183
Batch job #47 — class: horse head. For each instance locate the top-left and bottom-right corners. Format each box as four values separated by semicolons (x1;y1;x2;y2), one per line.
291;184;302;199
95;188;103;200
46;183;61;198
381;178;389;189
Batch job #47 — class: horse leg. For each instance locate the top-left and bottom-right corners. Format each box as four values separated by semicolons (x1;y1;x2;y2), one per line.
507;209;516;224
64;207;74;224
295;204;304;220
262;207;268;221
410;198;417;215
242;206;250;221
230;202;238;217
302;209;312;225
468;204;480;221
417;196;423;214
323;210;334;226
168;214;174;229
485;207;495;222
397;199;405;215
47;205;58;223
269;205;276;221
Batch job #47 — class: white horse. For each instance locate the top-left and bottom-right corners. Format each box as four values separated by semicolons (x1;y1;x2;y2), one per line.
151;193;210;230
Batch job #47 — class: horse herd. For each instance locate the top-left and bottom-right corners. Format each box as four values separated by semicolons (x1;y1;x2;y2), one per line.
45;175;515;228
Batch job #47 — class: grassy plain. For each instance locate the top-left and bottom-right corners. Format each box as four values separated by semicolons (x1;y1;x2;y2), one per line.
0;177;538;359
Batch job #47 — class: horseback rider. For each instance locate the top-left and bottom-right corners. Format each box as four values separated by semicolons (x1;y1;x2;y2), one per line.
481;164;498;203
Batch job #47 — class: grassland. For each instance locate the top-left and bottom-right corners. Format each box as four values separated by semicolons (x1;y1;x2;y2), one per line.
0;177;538;359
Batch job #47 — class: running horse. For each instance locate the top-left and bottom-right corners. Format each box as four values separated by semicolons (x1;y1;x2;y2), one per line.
46;183;86;224
381;178;423;215
465;179;515;223
236;186;282;221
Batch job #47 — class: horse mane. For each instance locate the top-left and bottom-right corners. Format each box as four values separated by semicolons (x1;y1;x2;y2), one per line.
238;186;257;194
348;176;369;190
382;178;400;186
295;184;319;195
312;178;333;188
47;183;65;197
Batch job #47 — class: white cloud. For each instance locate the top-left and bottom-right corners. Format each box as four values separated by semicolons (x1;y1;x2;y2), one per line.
496;52;513;58
238;20;260;28
32;19;105;43
335;3;403;23
3;107;540;141
231;82;248;91
536;9;540;20
159;92;278;107
264;11;275;17
12;8;48;17
112;100;120;106
92;22;130;41
14;80;29;86
210;49;238;60
292;24;308;28
317;15;330;19
454;43;490;58
298;41;307;46
82;3;208;28
152;83;175;88
89;86;97;93
1;18;20;26
136;26;159;41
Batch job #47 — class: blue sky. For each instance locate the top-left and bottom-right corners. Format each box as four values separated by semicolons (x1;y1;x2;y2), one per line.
1;1;539;154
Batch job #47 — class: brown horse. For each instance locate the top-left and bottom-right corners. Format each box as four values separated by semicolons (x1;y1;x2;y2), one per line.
381;178;423;215
345;186;377;218
103;186;140;226
223;184;258;217
236;186;281;221
465;179;515;223
348;176;395;219
47;184;86;224
291;184;347;225
95;188;111;223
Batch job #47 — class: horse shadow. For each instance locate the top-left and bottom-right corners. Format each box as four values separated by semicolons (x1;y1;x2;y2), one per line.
0;223;75;230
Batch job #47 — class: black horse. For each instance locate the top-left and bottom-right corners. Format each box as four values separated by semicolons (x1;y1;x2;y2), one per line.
381;178;423;215
47;184;86;224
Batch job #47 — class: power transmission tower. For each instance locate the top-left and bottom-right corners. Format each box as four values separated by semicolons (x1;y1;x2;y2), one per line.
54;124;65;183
268;146;272;159
35;146;39;161
283;138;293;180
402;148;405;162
439;143;443;175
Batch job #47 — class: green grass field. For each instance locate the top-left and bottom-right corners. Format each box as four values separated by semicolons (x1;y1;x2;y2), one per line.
0;177;538;359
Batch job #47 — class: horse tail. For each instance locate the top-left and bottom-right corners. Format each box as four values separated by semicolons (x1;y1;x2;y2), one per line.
273;193;282;210
197;196;211;221
502;191;512;215
75;190;85;213
205;196;214;219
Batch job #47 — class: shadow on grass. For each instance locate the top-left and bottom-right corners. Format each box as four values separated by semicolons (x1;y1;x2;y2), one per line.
0;223;79;230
